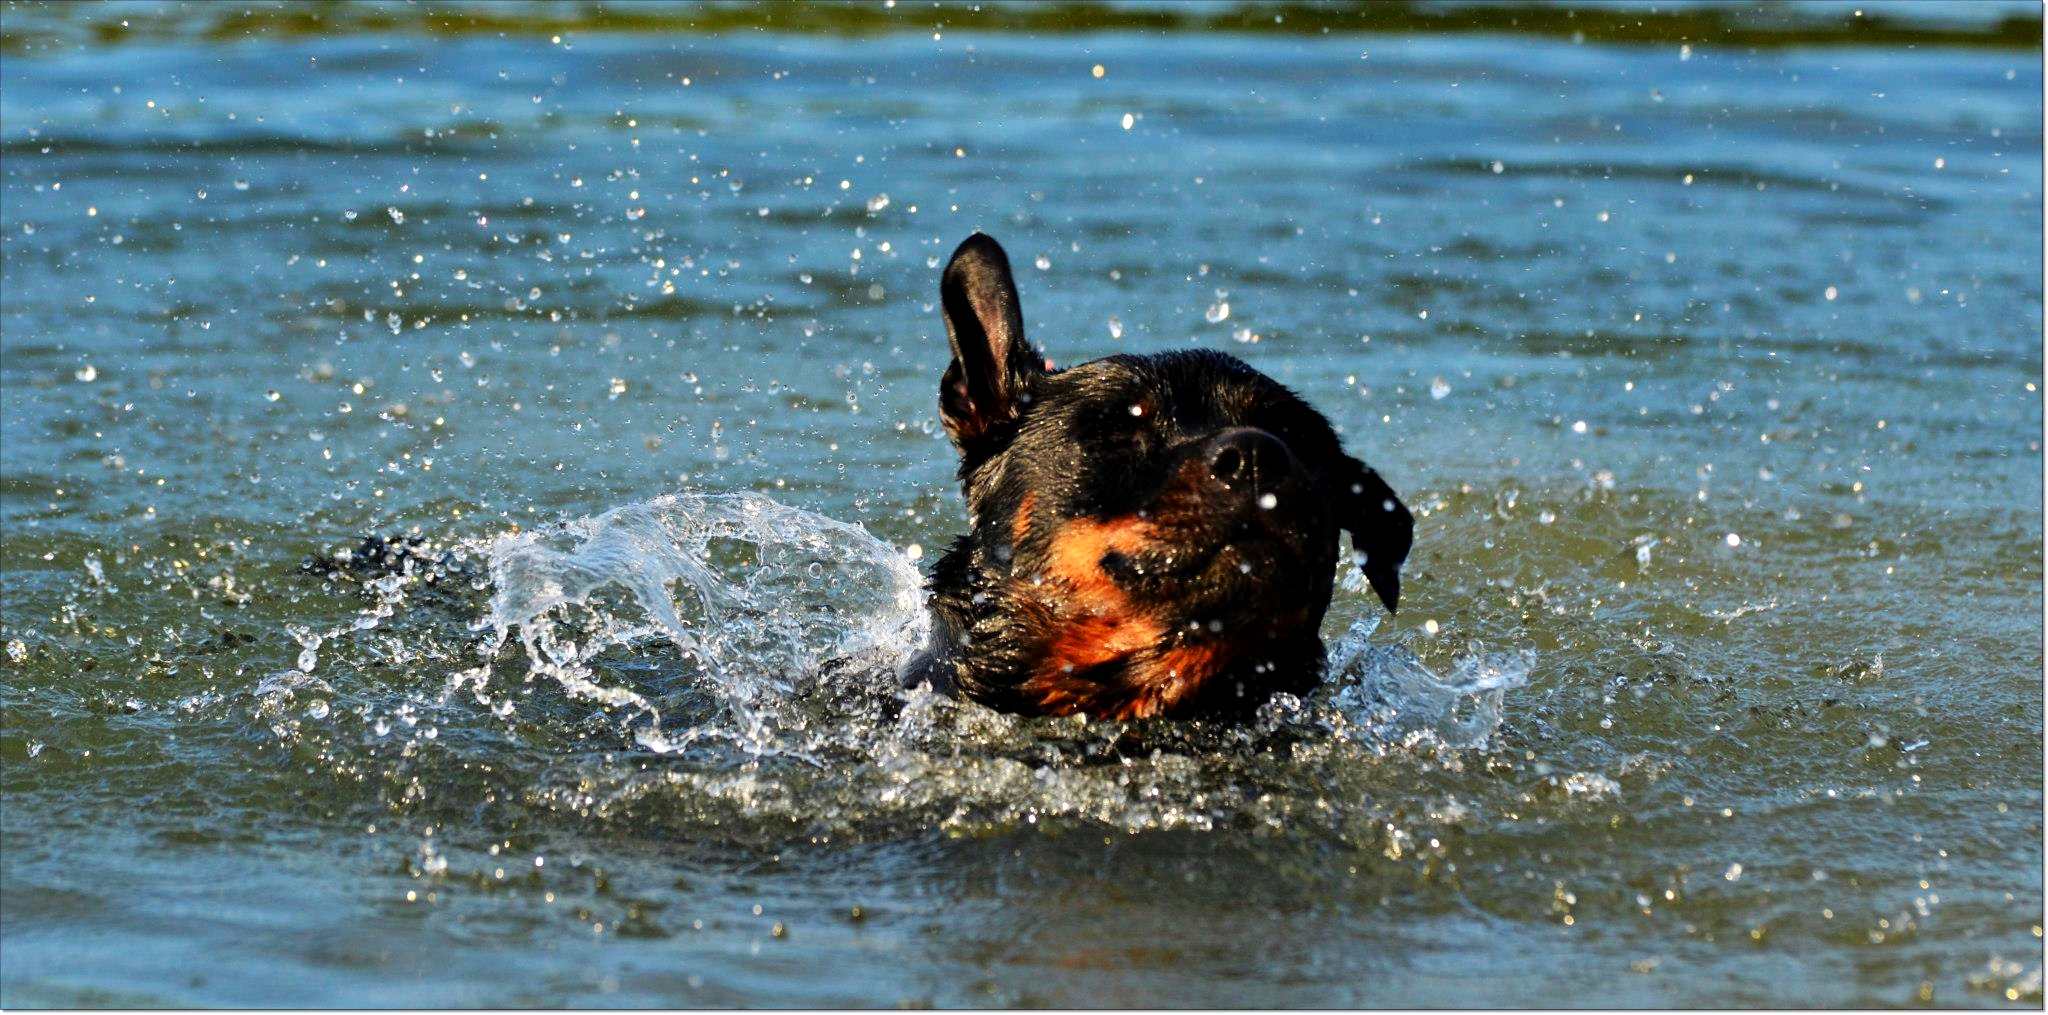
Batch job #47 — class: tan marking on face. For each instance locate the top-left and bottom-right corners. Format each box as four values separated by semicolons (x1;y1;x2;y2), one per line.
1037;513;1153;603
1017;514;1166;716
1011;513;1299;719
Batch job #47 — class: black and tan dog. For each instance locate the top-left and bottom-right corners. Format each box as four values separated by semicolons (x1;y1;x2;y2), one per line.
906;234;1411;721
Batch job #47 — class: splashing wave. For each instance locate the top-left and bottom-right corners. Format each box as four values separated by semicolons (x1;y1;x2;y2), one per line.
278;491;1535;846
478;491;928;755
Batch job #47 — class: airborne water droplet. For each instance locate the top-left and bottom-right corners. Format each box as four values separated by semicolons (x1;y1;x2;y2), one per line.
1204;301;1230;324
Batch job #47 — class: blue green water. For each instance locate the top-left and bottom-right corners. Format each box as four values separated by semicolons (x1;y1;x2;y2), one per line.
2;1;2041;1006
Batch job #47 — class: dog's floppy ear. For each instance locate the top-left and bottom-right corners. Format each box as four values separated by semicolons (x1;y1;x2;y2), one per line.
939;233;1045;448
1338;456;1413;614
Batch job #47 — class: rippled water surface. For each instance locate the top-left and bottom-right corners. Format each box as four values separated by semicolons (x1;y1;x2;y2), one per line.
2;1;2041;1007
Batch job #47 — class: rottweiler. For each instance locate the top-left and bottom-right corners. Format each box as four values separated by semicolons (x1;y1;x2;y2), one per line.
905;233;1412;721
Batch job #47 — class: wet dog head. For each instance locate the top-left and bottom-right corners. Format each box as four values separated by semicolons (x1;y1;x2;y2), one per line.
917;233;1411;720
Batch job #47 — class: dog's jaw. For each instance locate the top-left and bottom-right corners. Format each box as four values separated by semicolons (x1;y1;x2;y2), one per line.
916;502;1332;721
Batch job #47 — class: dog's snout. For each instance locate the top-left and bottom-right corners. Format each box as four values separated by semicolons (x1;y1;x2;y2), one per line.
1206;428;1292;492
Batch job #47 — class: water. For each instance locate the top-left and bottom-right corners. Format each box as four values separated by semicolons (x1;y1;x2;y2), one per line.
2;1;2041;1006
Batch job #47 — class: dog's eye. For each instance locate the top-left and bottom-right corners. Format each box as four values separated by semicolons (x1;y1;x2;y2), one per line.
1116;400;1160;437
1089;400;1154;449
1094;398;1151;425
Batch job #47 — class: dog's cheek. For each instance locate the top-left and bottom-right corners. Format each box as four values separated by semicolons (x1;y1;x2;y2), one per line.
1037;515;1152;603
1146;643;1225;693
1035;612;1161;682
1011;515;1168;703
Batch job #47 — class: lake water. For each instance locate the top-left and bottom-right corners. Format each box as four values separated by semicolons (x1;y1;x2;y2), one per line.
2;1;2041;1007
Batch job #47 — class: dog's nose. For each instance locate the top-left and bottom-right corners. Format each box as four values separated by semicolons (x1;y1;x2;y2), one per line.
1206;428;1292;493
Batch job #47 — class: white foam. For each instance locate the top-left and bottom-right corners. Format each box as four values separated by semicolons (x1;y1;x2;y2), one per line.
1325;615;1534;751
477;491;929;753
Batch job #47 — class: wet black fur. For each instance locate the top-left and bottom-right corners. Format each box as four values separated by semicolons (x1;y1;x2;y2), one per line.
907;233;1412;720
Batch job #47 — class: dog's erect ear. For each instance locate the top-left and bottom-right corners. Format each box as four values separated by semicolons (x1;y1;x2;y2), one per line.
1337;456;1413;614
939;233;1045;448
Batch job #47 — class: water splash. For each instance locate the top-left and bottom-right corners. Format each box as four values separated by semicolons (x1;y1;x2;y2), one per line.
475;491;927;755
1326;614;1534;751
269;491;1536;846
